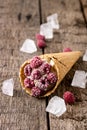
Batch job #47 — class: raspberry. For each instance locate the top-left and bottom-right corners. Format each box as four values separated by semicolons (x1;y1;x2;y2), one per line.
24;64;32;76
36;77;49;91
31;86;42;97
63;48;72;52
24;78;35;88
30;56;43;68
37;40;46;49
32;69;41;80
47;72;57;84
63;91;75;104
36;34;45;40
41;62;51;74
35;81;46;91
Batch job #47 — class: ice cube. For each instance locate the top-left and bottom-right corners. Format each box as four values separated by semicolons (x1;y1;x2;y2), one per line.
86;73;87;78
47;13;59;29
83;50;87;61
20;39;37;53
71;70;86;88
46;96;66;117
40;23;53;39
2;78;14;96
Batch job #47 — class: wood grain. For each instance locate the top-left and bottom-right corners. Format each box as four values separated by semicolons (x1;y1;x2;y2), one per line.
0;0;40;28
0;27;48;130
0;1;48;129
81;0;87;22
0;0;87;130
41;0;85;28
41;0;87;130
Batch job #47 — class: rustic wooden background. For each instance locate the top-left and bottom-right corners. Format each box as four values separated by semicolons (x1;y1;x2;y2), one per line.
0;0;87;130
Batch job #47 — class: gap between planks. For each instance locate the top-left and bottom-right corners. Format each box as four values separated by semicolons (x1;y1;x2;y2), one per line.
38;0;50;130
79;0;87;27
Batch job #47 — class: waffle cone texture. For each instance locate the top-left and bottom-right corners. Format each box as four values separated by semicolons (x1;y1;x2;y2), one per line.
19;51;82;97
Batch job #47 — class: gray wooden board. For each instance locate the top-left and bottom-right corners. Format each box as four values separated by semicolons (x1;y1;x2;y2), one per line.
81;0;87;22
0;1;47;128
0;28;48;130
0;0;40;28
45;26;87;53
41;0;87;130
41;0;85;28
0;0;87;130
0;7;48;130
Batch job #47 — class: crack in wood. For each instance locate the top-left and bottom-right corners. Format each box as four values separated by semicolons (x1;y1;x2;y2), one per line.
11;49;14;56
59;116;87;122
39;0;50;130
18;13;22;21
38;0;42;24
0;64;7;68
79;0;87;27
26;14;32;21
46;97;50;130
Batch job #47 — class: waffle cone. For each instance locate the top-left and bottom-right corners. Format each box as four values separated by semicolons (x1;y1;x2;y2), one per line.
19;51;82;97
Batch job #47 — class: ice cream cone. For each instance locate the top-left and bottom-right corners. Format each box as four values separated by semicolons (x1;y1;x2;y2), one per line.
19;51;82;97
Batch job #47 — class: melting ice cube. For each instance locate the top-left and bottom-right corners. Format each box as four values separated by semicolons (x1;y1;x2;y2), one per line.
20;39;37;53
40;23;53;39
83;50;87;61
46;96;66;117
47;13;59;29
2;78;14;96
71;70;86;88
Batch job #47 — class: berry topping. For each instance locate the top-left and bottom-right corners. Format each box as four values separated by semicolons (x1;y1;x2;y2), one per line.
41;62;51;74
23;55;57;97
24;78;35;88
31;86;42;97
24;64;32;76
32;69;41;80
63;91;75;104
37;40;46;49
36;34;45;40
63;48;72;52
36;76;49;91
30;56;43;68
47;72;57;84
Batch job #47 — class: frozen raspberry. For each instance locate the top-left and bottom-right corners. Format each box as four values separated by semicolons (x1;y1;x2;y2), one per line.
41;62;51;74
35;81;46;91
36;34;45;40
32;69;41;80
24;64;32;76
47;72;57;84
63;48;72;52
39;77;49;91
37;40;46;49
31;86;42;97
24;78;35;88
30;56;43;68
63;91;75;104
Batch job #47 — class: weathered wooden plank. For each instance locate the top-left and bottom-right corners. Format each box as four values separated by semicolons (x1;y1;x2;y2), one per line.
81;0;87;22
0;26;48;130
0;28;47;130
0;0;40;27
44;28;87;130
0;96;47;130
0;26;41;60
41;0;87;130
41;0;85;28
45;27;87;53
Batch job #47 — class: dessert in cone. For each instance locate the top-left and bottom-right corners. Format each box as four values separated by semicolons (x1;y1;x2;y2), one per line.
19;51;82;97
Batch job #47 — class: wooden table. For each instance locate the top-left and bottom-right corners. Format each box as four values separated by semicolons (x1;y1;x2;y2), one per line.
0;0;87;130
